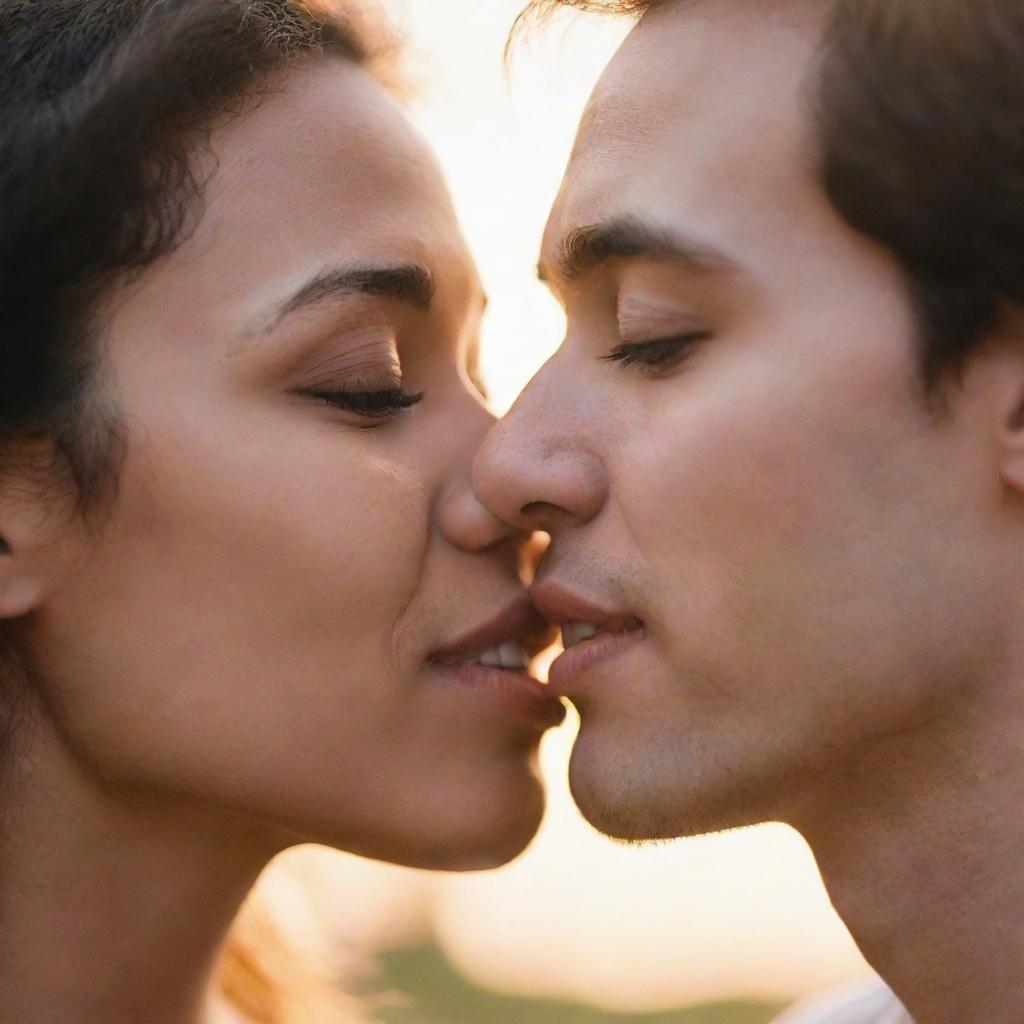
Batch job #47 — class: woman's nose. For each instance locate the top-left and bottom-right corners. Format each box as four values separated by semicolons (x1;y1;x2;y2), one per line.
472;377;608;535
438;469;524;553
436;389;525;553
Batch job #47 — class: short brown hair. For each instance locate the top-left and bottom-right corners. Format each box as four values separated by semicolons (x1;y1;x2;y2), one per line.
518;0;1024;391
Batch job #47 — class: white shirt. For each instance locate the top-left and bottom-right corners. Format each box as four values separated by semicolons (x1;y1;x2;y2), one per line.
771;980;912;1024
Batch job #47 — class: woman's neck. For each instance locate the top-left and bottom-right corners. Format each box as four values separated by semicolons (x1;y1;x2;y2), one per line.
0;707;281;1024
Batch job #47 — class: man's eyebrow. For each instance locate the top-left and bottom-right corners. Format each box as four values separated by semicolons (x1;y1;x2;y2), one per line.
538;216;736;284
257;262;436;335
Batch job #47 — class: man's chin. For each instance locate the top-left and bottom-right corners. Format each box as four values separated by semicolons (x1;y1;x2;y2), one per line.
569;784;680;843
567;739;695;842
566;727;773;842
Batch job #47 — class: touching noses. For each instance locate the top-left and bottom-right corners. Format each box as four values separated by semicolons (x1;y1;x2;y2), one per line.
437;393;526;554
472;385;608;535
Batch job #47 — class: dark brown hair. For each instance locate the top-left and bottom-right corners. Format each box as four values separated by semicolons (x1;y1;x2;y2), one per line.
0;0;385;504
517;0;1024;390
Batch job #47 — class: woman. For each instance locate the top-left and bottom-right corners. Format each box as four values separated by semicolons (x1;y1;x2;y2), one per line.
0;1;565;1021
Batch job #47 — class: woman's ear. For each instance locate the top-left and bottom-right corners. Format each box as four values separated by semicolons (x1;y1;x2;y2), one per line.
995;310;1024;497
0;531;47;620
0;460;72;620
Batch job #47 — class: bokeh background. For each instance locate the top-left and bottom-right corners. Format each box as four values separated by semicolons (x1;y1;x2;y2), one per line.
255;2;876;1020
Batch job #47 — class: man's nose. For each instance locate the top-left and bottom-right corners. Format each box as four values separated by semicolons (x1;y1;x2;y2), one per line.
472;374;608;534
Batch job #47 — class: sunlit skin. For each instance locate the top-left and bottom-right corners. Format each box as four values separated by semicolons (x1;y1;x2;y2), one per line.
475;1;1024;1020
0;56;563;1024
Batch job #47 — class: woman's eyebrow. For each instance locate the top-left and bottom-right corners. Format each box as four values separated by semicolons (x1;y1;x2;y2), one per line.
251;262;436;338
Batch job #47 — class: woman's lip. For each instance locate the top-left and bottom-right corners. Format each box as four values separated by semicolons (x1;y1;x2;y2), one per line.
548;627;646;693
430;663;567;728
430;596;553;664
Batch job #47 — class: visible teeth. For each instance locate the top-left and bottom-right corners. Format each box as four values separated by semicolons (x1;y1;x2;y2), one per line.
467;642;529;670
562;622;599;649
479;647;504;668
499;641;528;670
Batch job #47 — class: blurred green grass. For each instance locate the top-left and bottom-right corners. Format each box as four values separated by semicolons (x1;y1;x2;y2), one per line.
363;942;783;1024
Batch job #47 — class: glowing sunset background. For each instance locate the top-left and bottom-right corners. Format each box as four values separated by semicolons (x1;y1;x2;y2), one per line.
256;0;874;1016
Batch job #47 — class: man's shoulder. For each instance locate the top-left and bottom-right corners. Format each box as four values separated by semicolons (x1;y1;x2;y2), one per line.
769;980;912;1024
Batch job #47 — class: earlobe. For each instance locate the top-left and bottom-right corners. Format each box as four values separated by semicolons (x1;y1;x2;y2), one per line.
995;341;1024;497
1001;429;1024;496
1009;389;1024;430
0;571;45;620
0;529;47;619
0;470;65;620
0;552;44;620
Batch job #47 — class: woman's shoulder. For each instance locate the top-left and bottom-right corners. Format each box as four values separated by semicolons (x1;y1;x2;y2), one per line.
769;979;912;1024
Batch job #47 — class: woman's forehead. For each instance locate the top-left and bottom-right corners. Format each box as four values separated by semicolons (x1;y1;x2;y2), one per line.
165;56;469;297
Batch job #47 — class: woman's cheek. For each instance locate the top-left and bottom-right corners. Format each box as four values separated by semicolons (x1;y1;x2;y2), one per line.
295;451;431;634
29;430;433;787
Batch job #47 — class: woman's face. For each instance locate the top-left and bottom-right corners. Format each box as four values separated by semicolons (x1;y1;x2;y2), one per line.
15;57;563;870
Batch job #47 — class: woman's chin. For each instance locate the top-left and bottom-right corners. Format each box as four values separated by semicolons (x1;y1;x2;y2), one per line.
434;811;542;873
326;773;548;873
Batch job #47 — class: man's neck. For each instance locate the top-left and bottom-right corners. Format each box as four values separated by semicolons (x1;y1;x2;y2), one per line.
795;683;1024;1024
0;709;283;1024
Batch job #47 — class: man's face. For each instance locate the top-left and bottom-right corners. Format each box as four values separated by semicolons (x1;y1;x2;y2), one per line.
474;0;1013;840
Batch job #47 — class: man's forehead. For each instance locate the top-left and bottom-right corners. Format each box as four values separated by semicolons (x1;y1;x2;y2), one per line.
566;14;684;170
548;0;827;256
573;0;825;153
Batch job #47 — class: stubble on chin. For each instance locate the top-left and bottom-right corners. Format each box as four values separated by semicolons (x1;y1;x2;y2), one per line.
566;718;797;843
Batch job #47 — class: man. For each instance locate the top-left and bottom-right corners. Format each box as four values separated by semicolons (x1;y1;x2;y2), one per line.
473;1;1024;1021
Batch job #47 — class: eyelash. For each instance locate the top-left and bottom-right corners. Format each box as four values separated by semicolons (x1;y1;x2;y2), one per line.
603;332;710;373
300;387;425;422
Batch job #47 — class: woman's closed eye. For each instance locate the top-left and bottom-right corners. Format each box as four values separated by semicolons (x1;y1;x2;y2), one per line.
602;331;711;376
298;384;424;425
291;334;423;426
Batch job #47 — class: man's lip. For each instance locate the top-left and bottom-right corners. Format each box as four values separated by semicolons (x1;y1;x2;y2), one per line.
530;579;642;633
548;629;644;693
429;597;555;664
